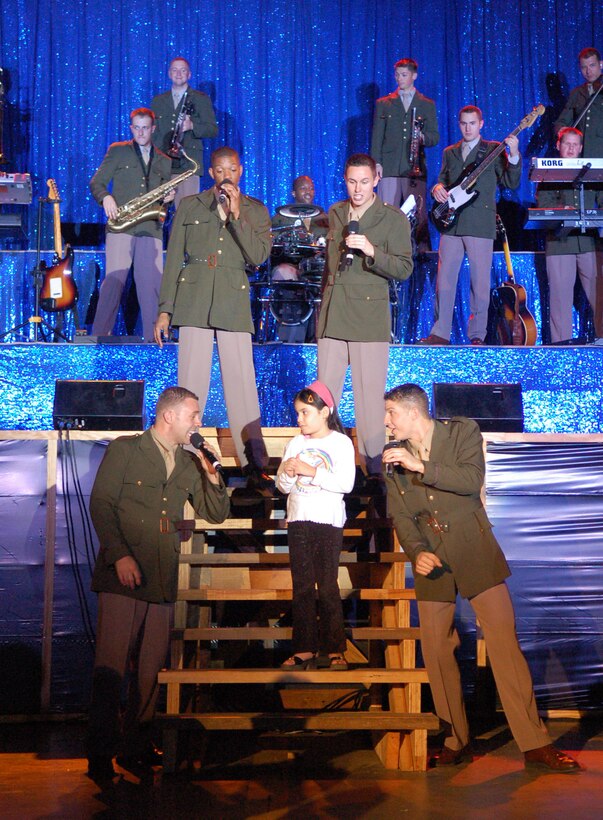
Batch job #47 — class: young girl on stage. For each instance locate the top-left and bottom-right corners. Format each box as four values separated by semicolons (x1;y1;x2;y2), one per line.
276;380;356;669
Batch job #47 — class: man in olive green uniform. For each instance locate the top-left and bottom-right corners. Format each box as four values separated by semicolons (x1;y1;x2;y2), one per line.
154;147;272;476
87;387;230;782
382;383;580;772
371;57;439;252
90;108;173;340
317;153;413;476
151;57;218;209
554;47;603;159
536;127;602;342
422;105;521;345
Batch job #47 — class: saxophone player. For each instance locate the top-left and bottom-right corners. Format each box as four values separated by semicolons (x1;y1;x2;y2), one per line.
90;108;174;341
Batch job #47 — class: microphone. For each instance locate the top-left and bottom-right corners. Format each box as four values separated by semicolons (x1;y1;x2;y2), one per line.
344;220;359;266
189;432;223;472
218;178;233;204
383;440;403;477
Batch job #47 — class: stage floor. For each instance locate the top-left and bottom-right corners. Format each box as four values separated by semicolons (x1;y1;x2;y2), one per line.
0;341;602;432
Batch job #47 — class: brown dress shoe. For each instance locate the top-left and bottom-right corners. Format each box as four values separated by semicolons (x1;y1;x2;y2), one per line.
434;743;472;765
470;337;484;345
418;334;450;345
524;744;581;773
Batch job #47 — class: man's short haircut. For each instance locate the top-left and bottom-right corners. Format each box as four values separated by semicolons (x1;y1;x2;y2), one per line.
344;153;377;175
130;107;155;124
558;126;584;144
155;386;198;417
394;58;418;73
293;175;313;189
459;105;483;121
211;146;240;165
578;47;601;62
170;56;191;71
384;383;430;417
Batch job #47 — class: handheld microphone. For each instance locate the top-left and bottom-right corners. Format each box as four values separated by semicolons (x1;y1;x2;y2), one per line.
218;178;233;204
344;220;359;266
383;440;403;477
189;432;223;472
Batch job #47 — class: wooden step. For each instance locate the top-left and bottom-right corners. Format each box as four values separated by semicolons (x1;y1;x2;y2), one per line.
159;711;439;731
158;667;428;687
178;552;410;565
173;626;421;641
182;517;393;531
178;588;416;601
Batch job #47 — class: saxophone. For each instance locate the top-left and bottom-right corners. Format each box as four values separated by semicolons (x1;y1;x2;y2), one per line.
107;150;199;232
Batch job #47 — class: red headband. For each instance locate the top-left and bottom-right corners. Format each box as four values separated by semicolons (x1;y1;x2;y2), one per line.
306;380;335;411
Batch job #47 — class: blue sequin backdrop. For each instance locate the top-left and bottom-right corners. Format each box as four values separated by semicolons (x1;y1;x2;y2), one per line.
1;0;602;233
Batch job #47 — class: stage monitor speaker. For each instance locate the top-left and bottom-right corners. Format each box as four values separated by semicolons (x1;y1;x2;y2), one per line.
53;380;146;430
433;383;523;432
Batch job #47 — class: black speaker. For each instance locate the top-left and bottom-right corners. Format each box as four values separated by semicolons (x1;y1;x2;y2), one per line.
433;383;523;432
53;380;146;430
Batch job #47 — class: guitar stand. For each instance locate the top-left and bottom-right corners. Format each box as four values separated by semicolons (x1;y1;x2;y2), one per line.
0;195;68;342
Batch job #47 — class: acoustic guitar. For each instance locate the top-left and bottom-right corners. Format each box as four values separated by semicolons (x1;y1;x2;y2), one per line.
40;179;78;312
492;215;537;346
430;104;545;232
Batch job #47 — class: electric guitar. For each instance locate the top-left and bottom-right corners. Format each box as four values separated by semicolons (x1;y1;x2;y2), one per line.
492;215;537;346
430;104;544;232
40;179;78;312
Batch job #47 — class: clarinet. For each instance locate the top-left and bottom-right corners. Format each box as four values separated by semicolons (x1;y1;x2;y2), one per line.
408;107;424;178
168;92;194;158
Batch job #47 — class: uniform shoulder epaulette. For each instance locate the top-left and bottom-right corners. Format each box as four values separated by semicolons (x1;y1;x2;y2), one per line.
243;193;266;207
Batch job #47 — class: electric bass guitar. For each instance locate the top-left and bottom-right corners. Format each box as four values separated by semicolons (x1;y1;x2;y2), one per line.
40;179;78;312
430;104;544;233
492;215;537;346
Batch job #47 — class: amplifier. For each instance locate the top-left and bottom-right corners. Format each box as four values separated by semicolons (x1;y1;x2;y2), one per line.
53;380;146;430
0;173;32;205
433;383;524;432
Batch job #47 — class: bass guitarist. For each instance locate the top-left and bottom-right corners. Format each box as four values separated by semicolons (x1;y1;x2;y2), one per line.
420;105;521;345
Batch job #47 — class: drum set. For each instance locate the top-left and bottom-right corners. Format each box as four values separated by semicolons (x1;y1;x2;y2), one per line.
250;204;325;343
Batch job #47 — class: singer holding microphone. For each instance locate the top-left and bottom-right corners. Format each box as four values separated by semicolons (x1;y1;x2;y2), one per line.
86;386;229;782
316;153;413;479
154;146;272;486
381;383;580;772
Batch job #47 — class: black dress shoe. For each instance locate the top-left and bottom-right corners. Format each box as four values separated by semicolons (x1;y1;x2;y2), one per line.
434;744;472;765
524;744;581;773
87;756;116;782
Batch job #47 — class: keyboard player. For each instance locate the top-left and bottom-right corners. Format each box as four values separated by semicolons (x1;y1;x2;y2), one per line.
536;127;602;343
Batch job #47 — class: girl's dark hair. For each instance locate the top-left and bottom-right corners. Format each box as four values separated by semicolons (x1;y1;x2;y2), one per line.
294;388;346;434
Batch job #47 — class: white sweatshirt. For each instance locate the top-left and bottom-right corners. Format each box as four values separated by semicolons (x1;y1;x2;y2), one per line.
276;431;356;527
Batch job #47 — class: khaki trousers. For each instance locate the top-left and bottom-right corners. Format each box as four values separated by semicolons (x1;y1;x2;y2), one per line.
318;337;389;475
418;583;550;753
178;325;267;469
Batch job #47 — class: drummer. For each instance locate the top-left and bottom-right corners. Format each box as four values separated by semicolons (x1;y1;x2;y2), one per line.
270;175;328;342
271;175;329;238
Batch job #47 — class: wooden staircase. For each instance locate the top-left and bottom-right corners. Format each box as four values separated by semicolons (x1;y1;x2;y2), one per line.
157;428;438;772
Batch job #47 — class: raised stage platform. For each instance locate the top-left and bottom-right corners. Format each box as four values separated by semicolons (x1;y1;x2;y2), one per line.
0;341;602;432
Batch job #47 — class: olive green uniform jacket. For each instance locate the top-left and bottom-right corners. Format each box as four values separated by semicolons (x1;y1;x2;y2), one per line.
90;429;230;603
89;140;173;239
151;87;218;175
158;188;272;333
317;196;413;343
554;82;603;159
385;417;510;602
370;89;439;179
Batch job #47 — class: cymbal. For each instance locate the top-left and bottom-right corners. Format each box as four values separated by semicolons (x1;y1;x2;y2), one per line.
276;203;321;219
